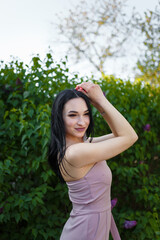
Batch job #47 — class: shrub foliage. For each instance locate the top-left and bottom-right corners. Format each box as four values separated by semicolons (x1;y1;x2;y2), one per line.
0;54;160;240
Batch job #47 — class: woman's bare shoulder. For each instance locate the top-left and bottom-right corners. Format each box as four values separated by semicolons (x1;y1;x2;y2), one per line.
65;142;92;165
65;141;102;168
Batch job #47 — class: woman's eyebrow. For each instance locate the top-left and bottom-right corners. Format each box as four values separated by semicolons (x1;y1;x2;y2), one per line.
68;111;78;113
68;109;89;114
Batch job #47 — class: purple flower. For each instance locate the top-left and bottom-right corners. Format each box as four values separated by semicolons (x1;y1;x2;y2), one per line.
0;207;3;214
16;78;23;86
124;220;137;229
144;124;151;132
139;161;144;164
103;91;106;96
111;198;118;210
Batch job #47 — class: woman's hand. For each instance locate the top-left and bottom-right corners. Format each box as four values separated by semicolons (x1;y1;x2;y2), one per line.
75;82;105;109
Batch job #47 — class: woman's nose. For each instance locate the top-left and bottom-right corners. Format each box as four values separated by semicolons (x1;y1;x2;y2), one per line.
77;116;85;125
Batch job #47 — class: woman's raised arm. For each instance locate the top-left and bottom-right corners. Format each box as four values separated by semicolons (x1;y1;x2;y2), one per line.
66;82;138;168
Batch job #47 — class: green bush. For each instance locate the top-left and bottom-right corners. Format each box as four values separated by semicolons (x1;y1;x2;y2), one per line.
0;54;160;240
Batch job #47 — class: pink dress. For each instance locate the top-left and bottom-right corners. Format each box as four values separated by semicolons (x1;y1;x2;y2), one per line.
60;160;121;240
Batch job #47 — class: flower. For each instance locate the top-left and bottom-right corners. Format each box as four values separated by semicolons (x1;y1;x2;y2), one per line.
111;198;118;210
0;207;3;214
124;220;137;229
16;78;22;86
144;124;151;131
139;161;144;164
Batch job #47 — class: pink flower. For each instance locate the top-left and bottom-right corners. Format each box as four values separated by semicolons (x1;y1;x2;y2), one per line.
111;198;118;210
124;220;137;229
144;124;151;131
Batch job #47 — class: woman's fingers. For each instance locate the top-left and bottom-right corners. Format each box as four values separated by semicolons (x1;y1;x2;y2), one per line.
75;85;87;93
75;86;86;92
75;82;105;109
75;82;93;93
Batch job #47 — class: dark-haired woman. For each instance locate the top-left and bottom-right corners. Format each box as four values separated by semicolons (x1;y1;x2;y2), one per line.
48;82;138;240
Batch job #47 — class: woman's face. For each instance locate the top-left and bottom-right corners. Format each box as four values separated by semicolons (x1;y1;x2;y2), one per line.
63;97;90;142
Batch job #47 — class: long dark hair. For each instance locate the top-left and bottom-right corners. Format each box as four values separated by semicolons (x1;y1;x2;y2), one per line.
48;89;94;182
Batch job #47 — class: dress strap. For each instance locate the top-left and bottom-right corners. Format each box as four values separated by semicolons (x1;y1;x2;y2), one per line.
110;213;121;240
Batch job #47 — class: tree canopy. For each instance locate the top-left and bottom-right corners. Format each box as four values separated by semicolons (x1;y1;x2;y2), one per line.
55;0;136;73
134;3;160;86
54;0;160;86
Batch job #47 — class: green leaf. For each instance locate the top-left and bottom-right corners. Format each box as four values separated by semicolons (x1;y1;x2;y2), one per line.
4;111;9;120
28;109;34;118
32;228;38;238
21;211;29;221
23;91;30;98
15;213;21;223
21;134;27;143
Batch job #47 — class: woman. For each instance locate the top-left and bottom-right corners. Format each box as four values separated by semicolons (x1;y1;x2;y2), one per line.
48;82;138;240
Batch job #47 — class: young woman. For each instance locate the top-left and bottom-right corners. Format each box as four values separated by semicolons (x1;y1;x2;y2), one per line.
48;82;138;240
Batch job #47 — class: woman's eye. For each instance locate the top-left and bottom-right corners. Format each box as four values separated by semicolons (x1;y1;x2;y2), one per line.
68;114;76;117
68;113;89;117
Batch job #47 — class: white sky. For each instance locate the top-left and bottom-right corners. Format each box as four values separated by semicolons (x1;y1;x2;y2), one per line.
0;0;158;79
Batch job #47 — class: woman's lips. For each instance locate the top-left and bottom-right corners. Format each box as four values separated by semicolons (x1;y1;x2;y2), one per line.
75;128;85;132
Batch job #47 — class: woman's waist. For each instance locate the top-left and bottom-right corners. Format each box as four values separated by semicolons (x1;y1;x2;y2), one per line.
70;205;111;216
70;199;111;216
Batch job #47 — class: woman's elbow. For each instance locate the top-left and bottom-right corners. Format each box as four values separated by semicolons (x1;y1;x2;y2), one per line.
130;132;138;145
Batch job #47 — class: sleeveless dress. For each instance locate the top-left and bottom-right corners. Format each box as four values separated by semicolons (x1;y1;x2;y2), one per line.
60;160;121;240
